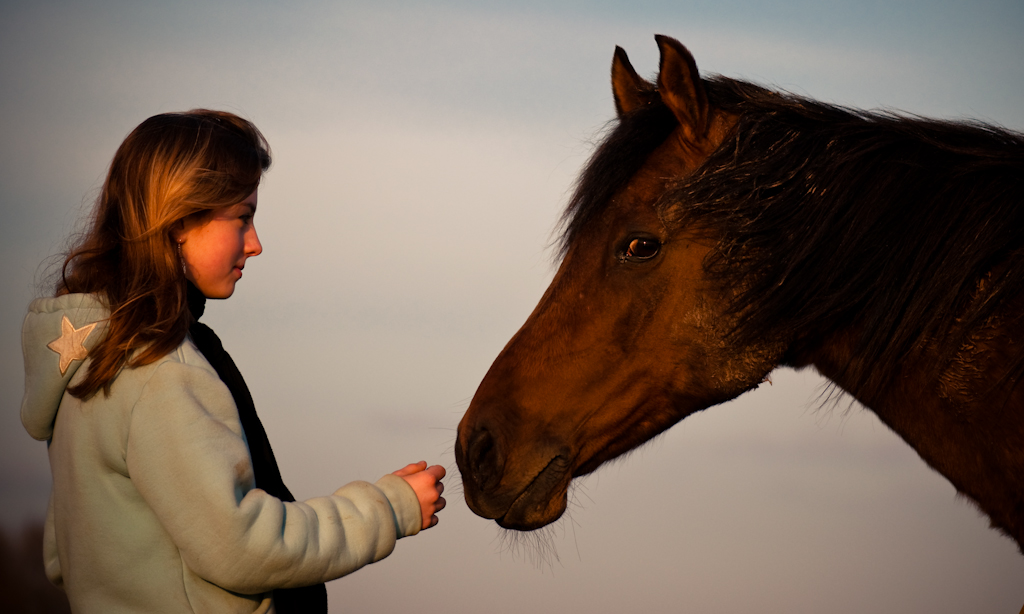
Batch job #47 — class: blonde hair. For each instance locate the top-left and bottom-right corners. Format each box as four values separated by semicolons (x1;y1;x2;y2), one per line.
59;110;271;398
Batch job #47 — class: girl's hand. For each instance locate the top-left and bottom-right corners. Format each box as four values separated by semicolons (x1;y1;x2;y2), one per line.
393;461;446;530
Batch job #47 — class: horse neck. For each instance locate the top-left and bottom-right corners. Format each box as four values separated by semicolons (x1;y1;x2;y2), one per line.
794;304;1024;552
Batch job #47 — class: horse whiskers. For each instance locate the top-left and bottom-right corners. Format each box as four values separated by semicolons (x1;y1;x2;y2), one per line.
445;460;466;499
565;481;586;563
494;523;562;571
489;480;597;570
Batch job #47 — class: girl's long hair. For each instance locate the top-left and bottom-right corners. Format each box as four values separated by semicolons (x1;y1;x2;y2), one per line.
59;110;271;398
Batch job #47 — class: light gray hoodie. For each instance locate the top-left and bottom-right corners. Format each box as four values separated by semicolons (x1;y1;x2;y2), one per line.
21;293;422;613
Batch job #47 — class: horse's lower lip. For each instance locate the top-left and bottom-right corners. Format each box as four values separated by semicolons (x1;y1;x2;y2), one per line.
497;455;571;530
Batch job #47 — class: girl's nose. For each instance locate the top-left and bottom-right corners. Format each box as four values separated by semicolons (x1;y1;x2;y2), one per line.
246;227;263;257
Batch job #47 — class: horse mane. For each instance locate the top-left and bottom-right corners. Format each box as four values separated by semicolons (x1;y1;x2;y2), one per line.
561;76;1024;400
558;101;679;258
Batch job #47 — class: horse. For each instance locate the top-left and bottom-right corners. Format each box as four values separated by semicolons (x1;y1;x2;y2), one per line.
455;35;1024;552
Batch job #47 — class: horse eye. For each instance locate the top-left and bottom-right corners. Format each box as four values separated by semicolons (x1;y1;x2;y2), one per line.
624;238;660;261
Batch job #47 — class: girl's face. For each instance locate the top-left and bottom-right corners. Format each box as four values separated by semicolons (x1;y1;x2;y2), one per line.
176;189;262;299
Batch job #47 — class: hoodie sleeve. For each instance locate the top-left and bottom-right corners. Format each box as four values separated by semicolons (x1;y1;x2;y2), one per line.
126;360;421;594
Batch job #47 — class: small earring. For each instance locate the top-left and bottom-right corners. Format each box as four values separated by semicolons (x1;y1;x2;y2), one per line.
177;241;187;275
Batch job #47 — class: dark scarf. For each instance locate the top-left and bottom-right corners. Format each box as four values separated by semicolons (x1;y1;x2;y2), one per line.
186;282;328;613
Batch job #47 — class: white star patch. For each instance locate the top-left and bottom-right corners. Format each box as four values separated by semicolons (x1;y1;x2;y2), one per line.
47;315;98;376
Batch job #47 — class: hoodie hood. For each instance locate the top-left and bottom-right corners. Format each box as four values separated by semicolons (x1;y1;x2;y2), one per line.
22;294;109;441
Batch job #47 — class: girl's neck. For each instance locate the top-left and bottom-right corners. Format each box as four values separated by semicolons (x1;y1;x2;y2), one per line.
186;281;207;320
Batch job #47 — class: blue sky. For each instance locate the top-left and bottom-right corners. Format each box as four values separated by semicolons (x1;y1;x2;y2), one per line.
2;1;1023;611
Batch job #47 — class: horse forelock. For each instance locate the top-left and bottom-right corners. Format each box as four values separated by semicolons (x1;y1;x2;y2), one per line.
557;100;679;258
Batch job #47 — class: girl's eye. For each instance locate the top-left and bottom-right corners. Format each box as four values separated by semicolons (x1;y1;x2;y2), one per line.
623;237;661;262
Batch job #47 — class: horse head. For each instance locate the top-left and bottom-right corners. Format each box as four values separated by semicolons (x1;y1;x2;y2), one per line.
456;36;783;530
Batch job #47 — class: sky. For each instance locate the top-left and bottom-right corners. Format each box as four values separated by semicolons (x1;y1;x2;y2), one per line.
2;0;1023;612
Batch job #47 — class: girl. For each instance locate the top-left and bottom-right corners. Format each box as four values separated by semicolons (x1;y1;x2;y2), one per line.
20;110;445;613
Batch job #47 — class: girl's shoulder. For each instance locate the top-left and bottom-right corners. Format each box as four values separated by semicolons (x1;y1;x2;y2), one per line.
99;332;221;402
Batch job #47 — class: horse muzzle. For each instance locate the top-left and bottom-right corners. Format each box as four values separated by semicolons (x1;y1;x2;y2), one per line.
456;417;573;530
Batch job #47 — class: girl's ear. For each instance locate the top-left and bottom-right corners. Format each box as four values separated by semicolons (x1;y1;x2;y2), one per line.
170;219;186;244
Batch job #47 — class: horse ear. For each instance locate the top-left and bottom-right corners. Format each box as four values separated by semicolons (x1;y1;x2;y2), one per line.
612;46;654;118
655;35;709;142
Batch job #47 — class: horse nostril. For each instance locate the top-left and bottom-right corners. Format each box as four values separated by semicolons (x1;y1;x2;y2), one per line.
465;426;505;492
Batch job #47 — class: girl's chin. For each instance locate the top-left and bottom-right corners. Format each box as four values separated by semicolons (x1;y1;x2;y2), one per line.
197;281;237;300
